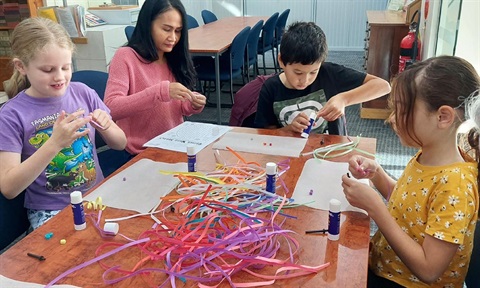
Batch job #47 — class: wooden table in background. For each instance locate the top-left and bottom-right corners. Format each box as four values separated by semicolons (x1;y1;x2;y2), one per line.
188;17;266;124
0;128;376;287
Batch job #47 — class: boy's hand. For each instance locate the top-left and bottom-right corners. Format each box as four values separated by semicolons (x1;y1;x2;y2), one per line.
288;112;311;133
191;92;206;110
90;109;111;131
50;110;91;149
318;95;346;121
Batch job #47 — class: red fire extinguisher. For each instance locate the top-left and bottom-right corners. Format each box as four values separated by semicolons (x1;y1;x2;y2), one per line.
399;12;421;73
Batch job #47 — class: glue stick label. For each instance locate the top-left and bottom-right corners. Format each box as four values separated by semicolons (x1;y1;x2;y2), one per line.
72;202;86;226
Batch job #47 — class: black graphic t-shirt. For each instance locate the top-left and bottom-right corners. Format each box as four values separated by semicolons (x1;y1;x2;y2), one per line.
254;62;366;135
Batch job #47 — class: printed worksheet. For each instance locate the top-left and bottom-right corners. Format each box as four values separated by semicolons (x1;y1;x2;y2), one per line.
143;121;232;153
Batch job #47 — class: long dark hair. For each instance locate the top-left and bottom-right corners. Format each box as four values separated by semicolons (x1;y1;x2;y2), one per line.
128;0;196;89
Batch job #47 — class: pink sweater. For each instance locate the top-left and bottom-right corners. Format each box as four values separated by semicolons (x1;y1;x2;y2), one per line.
105;47;203;154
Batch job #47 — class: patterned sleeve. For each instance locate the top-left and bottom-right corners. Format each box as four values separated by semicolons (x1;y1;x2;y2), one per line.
425;169;477;245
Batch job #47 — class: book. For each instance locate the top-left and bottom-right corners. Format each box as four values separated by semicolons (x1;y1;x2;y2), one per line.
85;12;106;27
37;5;86;38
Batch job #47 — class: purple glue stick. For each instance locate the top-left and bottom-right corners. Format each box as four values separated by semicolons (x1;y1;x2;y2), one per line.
301;112;317;138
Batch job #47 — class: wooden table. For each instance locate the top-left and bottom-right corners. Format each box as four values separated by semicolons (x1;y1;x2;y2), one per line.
189;17;266;124
0;128;376;287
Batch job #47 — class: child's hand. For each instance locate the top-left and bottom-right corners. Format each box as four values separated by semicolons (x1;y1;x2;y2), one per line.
288;112;311;133
50;110;91;149
191;92;206;110
348;155;378;179
169;82;193;102
341;174;382;212
89;109;111;131
318;95;346;121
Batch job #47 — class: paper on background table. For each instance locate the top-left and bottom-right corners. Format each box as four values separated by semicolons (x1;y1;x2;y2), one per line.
143;121;232;153
212;132;307;157
0;275;79;288
84;159;184;213
292;159;368;214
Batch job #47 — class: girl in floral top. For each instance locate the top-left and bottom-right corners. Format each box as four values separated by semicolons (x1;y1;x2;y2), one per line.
341;56;479;288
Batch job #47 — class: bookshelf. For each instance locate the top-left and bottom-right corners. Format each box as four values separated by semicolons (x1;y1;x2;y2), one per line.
0;0;43;91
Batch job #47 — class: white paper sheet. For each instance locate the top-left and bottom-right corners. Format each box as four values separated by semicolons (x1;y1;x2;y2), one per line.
0;275;79;288
84;159;184;213
292;159;368;214
143;121;232;153
212;132;307;157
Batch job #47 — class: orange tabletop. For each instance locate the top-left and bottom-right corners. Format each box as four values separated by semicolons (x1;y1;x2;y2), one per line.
0;127;376;287
188;17;267;125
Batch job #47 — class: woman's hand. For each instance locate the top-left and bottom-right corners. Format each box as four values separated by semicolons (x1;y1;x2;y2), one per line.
191;92;206;110
169;82;194;102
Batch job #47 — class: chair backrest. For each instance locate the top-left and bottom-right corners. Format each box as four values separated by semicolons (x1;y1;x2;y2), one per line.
246;20;264;64
227;26;251;72
71;70;109;148
275;9;290;45
124;25;135;41
0;191;29;251
201;9;217;24
187;14;199;29
259;12;279;50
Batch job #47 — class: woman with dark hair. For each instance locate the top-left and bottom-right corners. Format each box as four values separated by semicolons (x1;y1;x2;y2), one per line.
105;0;206;158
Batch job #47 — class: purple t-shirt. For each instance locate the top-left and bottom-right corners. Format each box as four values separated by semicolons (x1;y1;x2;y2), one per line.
0;82;107;210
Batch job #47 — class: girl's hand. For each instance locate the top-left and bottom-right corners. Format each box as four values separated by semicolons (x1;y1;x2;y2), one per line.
317;95;346;121
89;109;111;131
169;82;193;102
341;174;382;212
287;112;311;133
348;155;378;179
191;92;206;110
50;110;91;149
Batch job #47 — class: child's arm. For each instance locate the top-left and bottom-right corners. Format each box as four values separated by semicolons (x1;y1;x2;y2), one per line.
90;109;126;151
318;74;391;121
342;176;460;283
0;110;90;199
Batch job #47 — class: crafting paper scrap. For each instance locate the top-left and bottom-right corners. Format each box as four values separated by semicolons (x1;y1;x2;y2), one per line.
85;159;184;213
212;132;307;157
0;275;79;288
143;121;232;153
292;158;368;214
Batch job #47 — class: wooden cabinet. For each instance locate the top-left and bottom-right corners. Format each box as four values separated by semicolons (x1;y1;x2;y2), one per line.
0;0;43;91
361;10;409;119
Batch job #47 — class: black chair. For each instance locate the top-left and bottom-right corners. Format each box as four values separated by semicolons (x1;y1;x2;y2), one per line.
124;25;134;41
273;9;290;70
71;70;127;177
244;20;264;82
257;12;279;75
0;191;29;251
195;26;251;107
201;9;217;24
187;14;199;29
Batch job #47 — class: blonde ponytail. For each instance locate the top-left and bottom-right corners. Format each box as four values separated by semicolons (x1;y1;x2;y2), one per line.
4;69;29;99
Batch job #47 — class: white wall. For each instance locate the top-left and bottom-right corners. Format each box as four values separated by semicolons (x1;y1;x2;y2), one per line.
455;0;480;73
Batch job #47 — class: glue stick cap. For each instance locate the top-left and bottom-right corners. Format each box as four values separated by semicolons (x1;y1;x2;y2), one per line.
266;162;277;175
329;198;341;212
70;191;83;204
187;145;195;155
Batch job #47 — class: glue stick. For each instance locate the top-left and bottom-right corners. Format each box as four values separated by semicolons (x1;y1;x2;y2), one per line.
265;162;277;193
187;145;197;172
328;199;341;241
301;111;317;138
70;191;86;231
